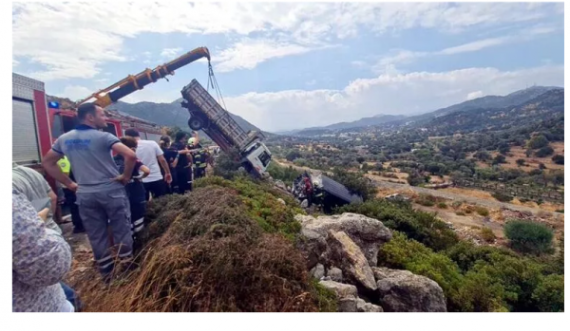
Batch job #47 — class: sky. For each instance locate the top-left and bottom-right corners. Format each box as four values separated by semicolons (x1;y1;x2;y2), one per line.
12;1;565;132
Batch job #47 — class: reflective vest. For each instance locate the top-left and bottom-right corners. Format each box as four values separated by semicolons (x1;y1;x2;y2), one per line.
192;149;208;168
57;156;71;175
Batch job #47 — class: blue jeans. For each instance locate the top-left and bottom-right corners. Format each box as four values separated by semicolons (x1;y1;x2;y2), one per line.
60;282;81;311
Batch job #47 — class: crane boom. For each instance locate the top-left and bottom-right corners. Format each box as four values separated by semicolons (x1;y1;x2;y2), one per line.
77;46;211;108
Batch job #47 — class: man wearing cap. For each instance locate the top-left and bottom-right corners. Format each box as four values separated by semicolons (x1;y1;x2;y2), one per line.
124;128;172;201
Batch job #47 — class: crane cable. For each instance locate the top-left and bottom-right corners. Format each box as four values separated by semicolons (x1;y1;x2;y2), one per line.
207;63;228;111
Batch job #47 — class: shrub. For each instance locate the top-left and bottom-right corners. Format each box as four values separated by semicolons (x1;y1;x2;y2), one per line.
480;227;496;243
267;162;302;183
532;274;564;312
456;211;466;216
535;146;554;158
339;199;459;251
492;154;506;165
492;191;513;202
437;202;448;209
516;159;526;166
504;220;554;255
475;207;489;217
551;154;564;165
416;193;437;207
331;168;377;201
528;135;549;149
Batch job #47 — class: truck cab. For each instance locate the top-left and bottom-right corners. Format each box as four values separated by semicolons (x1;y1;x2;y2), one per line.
242;141;272;177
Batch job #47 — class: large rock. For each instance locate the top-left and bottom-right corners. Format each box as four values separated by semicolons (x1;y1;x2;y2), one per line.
328;231;377;291
310;263;325;280
296;213;392;266
338;297;358;312
327;267;343;282
318;280;358;298
373;267;447;312
356;298;383;312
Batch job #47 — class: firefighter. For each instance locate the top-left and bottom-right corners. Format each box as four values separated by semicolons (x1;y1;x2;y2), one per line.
57;156;85;233
172;131;193;194
188;137;208;180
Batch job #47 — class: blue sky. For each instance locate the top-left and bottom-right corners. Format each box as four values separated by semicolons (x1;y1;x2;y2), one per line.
12;2;564;131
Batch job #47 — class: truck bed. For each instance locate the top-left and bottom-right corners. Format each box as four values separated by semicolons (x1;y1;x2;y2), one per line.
181;80;257;151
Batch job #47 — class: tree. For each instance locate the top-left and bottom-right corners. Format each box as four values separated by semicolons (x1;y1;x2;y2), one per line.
356;156;366;164
525;149;533;157
528;135;549;150
538;163;547;170
551;154;564;165
516;159;526;167
475;150;491;161
535;146;554;158
504;220;554;255
286;150;302;162
492;154;506;165
498;143;510;155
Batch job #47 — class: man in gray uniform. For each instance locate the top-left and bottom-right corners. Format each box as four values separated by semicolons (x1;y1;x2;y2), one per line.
42;102;137;279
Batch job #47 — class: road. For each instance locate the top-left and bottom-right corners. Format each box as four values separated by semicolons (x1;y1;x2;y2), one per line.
275;159;562;217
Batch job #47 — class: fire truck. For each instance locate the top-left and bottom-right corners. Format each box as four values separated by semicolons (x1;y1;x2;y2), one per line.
12;46;212;185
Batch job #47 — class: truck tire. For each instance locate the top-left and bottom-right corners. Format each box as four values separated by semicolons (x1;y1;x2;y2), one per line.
188;114;208;131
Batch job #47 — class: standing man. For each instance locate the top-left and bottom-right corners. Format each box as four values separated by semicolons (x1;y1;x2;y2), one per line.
187;137;209;180
124;129;172;201
172;131;193;194
42;102;136;279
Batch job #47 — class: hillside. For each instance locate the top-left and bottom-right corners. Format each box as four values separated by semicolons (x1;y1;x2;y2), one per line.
419;88;564;136
46;95;261;134
287;86;562;136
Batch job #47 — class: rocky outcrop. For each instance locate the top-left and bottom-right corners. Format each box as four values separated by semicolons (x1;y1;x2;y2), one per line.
299;212;447;313
319;280;358;298
296;213;392;266
328;231;377;291
373;267;447;312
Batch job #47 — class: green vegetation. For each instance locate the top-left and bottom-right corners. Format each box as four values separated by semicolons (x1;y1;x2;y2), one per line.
267;162;302;183
504;220;554;255
528;135;549;149
377;233;564;312
535;146;554;157
475;206;489;217
339;199;458;251
330;168;377;201
480;227;496;243
437;202;448;209
492;191;513;202
195;176;303;241
551;154;564;165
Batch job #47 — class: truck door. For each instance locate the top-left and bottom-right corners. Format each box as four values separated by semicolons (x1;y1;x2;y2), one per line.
12;98;41;165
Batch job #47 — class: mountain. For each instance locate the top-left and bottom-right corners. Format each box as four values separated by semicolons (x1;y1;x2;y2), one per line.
417;88;564;136
109;99;261;133
286;86;562;136
409;86;563;124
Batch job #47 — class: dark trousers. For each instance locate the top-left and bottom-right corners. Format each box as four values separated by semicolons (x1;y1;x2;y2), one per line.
63;188;84;230
194;167;206;180
176;167;192;194
143;180;167;201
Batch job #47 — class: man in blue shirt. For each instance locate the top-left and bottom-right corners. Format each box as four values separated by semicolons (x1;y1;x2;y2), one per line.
42;102;137;280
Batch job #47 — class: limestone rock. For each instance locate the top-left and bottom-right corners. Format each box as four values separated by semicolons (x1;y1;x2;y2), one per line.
310;263;325;280
318;280;358;298
296;213;392;266
356;298;383;312
373;267;447;312
327;267;343;282
328;231;377;291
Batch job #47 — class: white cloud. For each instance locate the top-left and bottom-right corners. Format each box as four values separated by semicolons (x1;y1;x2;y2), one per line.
224;65;564;132
56;85;93;102
213;39;316;73
466;91;484;100
438;37;508;55
160;48;182;58
13;2;562;80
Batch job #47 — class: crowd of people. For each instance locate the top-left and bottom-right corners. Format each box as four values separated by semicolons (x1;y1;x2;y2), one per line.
12;102;213;312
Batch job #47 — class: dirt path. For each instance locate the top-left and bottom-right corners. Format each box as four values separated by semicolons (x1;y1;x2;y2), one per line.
373;180;563;218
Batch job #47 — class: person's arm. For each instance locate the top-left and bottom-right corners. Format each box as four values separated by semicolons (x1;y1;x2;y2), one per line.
12;192;72;287
42;149;76;191
112;143;136;184
140;164;150;178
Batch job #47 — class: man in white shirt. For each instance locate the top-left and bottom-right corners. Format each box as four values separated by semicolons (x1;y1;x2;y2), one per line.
125;129;172;200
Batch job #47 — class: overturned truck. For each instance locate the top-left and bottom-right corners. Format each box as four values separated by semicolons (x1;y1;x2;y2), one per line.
180;79;272;178
293;172;362;213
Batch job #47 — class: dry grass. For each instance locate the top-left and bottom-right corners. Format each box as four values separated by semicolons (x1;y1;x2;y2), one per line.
441;187;495;200
69;186;325;312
